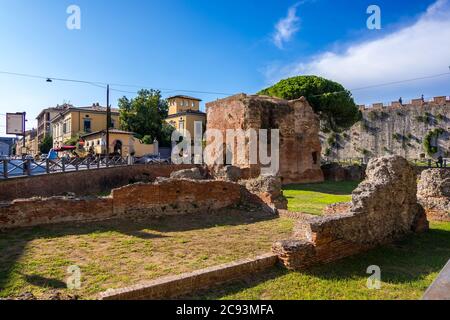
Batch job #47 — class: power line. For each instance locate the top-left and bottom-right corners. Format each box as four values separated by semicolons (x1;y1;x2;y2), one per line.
0;70;234;96
350;72;450;92
0;69;449;100
310;72;450;97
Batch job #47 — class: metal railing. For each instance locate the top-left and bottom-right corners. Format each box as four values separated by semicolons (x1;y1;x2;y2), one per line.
1;156;131;179
322;157;449;168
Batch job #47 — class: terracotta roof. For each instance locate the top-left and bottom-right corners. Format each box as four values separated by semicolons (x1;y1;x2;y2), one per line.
166;110;206;119
81;129;135;139
167;95;202;102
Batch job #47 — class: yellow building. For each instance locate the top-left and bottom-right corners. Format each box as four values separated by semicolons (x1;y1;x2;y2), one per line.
51;103;120;148
36;105;68;144
165;95;206;138
15;129;38;156
82;129;158;157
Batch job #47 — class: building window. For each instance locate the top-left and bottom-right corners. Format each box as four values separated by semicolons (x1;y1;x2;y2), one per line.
179;120;185;130
312;152;318;165
63;122;67;134
84;119;92;133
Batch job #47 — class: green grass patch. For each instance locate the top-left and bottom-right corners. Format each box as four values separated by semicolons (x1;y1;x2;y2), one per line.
0;210;293;299
283;181;359;215
189;222;450;300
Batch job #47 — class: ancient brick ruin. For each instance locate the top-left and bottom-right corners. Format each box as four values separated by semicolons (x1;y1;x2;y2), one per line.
0;171;286;230
418;169;450;222
206;94;324;184
273;156;429;270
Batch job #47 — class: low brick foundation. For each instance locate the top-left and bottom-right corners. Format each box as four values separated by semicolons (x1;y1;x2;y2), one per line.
0;164;196;202
112;179;242;217
0;179;251;230
273;216;374;270
99;253;278;300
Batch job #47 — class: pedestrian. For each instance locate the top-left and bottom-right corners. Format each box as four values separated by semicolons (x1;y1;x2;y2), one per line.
436;155;444;168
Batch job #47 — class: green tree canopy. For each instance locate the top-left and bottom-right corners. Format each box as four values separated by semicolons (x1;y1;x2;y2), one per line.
39;135;53;154
118;89;174;147
258;75;361;132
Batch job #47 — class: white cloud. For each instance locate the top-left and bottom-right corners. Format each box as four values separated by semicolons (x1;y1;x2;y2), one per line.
272;3;301;49
266;0;450;91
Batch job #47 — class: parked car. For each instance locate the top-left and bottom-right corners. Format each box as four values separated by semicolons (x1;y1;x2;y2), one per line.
135;154;171;165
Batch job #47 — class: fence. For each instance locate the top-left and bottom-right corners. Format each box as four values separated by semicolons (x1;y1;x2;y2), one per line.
1;156;131;179
322;157;449;168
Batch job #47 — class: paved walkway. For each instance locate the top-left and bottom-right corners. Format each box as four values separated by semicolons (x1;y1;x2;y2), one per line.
423;259;450;300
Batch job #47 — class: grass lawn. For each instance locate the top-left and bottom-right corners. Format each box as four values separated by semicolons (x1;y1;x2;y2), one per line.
0;210;293;299
188;221;450;300
283;181;360;215
1;180;448;300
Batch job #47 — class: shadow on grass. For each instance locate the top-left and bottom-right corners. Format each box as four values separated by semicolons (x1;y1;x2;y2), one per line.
20;273;67;289
283;181;361;195
188;225;450;300
0;209;275;292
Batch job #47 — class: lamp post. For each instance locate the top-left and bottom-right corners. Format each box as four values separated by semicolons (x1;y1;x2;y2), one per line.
106;84;110;156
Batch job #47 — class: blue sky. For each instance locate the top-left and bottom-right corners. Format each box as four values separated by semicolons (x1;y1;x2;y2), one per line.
1;0;449;135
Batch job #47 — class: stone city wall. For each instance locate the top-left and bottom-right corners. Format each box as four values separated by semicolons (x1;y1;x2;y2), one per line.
324;96;450;161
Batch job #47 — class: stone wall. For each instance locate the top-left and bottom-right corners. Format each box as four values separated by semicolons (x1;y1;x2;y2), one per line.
0;178;248;230
418;169;450;221
273;156;429;270
321;163;365;181
241;175;288;212
0;164;196;202
206;94;324;184
323;97;450;160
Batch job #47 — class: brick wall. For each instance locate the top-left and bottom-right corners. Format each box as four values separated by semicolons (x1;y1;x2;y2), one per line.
0;164;196;201
112;179;242;217
0;179;246;230
99;253;278;300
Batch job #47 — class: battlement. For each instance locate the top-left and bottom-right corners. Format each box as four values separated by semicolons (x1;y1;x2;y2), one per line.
358;96;449;112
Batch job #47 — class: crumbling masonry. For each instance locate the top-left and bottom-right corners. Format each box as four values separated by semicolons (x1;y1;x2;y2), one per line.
273;156;429;270
418;169;450;222
206;94;324;184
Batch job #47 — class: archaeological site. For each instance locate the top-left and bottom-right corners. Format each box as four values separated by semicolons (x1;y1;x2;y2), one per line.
1;93;449;301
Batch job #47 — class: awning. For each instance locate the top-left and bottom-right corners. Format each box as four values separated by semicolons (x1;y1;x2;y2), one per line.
54;146;77;152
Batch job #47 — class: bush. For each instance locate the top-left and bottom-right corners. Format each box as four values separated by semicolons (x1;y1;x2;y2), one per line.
368;111;379;121
423;128;445;156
